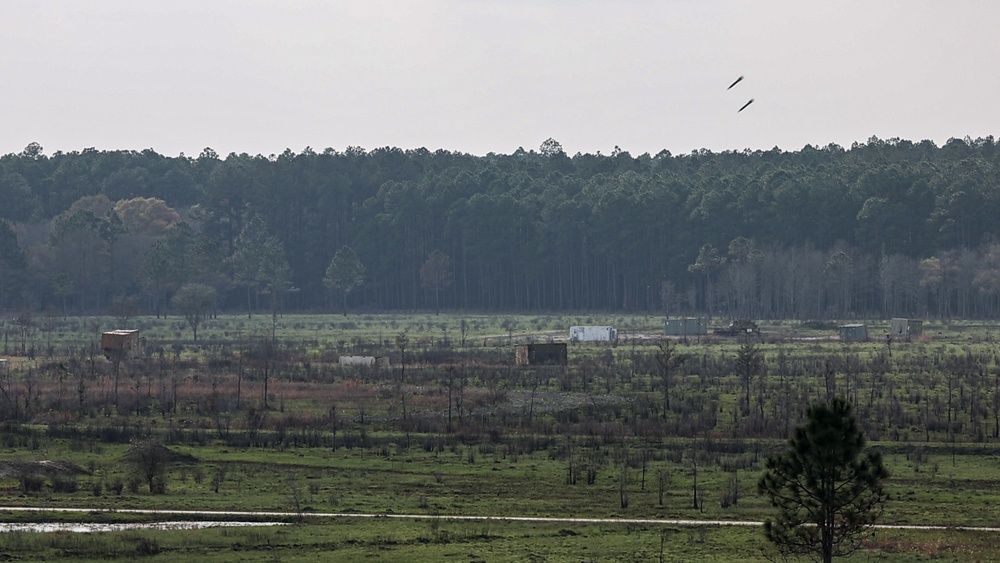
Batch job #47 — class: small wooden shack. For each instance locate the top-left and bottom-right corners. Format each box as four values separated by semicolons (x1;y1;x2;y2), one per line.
338;356;390;368
515;343;568;366
839;324;868;342
664;317;707;336
101;329;144;360
890;318;923;340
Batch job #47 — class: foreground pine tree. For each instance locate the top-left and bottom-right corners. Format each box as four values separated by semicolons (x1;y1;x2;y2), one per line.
758;397;889;563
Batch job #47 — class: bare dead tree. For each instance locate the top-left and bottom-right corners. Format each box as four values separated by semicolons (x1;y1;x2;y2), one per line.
655;340;686;417
657;467;670;507
126;438;170;494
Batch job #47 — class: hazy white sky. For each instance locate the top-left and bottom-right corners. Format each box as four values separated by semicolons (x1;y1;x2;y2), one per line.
2;1;998;158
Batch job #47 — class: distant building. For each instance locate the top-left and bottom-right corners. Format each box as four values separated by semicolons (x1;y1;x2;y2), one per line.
839;324;868;342
101;329;145;360
515;343;568;366
569;326;618;343
339;356;390;367
890;318;923;340
665;317;707;336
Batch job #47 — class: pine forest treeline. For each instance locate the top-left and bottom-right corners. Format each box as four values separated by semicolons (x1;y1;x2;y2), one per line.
2;136;1000;319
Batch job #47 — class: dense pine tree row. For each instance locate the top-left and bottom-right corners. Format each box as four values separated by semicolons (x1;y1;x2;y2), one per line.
1;135;999;318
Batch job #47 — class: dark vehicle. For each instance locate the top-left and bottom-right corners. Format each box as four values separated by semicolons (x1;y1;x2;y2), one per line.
713;319;760;336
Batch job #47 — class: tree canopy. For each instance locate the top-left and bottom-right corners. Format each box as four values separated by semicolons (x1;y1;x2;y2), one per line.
171;283;216;341
324;245;365;315
420;250;453;315
3;137;1000;316
758;397;889;563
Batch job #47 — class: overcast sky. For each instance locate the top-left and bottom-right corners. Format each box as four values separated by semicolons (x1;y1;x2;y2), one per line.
2;1;998;158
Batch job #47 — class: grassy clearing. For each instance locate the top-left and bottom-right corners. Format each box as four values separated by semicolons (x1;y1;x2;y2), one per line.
5;437;1000;526
3;313;1000;560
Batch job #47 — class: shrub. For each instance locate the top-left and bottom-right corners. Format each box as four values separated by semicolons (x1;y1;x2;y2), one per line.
51;476;78;493
20;474;45;494
133;537;160;556
127;476;142;494
150;476;167;495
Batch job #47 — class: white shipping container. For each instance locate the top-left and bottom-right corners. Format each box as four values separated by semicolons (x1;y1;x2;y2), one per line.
569;326;618;342
339;356;390;367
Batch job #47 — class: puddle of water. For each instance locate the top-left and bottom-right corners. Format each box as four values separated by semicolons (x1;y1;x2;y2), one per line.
0;521;287;533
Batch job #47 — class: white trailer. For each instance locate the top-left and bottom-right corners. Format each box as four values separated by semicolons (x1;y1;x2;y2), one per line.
339;356;390;367
569;326;618;343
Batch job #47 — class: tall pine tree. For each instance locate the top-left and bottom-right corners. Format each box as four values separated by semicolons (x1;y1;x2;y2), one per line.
758;397;889;563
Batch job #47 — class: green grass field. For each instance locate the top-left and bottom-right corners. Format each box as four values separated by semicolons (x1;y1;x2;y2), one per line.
2;313;1000;560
